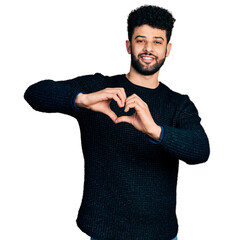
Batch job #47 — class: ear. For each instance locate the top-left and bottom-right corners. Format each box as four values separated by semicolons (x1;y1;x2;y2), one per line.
126;40;131;54
166;43;172;57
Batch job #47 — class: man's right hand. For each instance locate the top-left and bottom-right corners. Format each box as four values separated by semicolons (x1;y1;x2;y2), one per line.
75;88;127;122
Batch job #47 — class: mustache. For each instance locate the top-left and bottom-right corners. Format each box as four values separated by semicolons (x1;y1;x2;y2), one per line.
138;53;157;59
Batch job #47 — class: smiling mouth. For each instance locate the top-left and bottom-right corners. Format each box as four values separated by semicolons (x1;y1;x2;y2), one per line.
139;54;156;64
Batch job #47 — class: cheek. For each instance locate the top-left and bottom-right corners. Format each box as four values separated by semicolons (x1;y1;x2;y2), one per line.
133;46;145;56
130;46;139;57
157;47;167;58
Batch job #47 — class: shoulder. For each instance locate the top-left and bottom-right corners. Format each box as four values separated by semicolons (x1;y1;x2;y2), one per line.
160;82;190;104
159;83;201;125
79;72;121;84
162;83;200;119
64;73;124;92
160;82;199;114
65;73;109;92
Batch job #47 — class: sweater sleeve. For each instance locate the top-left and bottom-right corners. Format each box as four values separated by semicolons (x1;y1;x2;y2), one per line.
160;96;210;165
24;73;102;117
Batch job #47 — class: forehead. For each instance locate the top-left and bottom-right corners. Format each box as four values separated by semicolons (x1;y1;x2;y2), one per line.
132;24;167;39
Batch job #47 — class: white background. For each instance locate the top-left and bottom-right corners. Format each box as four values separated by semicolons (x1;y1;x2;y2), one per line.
1;0;233;239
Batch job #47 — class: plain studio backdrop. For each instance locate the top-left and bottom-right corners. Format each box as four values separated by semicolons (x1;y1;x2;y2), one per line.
1;0;233;239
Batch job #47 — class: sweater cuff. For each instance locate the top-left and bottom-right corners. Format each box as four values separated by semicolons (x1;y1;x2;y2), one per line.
148;126;164;144
73;91;86;112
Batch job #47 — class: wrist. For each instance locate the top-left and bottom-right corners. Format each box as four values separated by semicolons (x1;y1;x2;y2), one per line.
75;93;87;108
147;123;162;141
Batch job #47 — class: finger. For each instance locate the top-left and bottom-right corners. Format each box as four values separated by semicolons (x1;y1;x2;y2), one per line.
125;102;143;113
125;94;146;108
112;94;124;108
115;115;133;124
125;93;141;102
124;98;144;112
105;88;126;107
105;109;118;123
114;88;126;107
119;88;127;104
103;92;122;108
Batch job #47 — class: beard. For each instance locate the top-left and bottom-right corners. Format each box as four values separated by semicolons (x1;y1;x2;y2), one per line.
131;51;166;76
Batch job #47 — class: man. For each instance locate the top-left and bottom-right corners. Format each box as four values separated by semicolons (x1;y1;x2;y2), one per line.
24;5;210;240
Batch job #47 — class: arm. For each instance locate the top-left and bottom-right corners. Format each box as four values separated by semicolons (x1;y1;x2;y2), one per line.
24;73;127;121
24;79;81;116
116;94;210;165
160;96;210;165
24;73;104;116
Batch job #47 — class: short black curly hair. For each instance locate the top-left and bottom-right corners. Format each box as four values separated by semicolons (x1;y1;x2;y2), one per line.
127;5;176;43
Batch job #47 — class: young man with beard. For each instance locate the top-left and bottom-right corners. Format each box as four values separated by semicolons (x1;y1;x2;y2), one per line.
24;5;210;240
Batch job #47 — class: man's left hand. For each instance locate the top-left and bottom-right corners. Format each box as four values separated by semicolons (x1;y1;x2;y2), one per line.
115;94;161;141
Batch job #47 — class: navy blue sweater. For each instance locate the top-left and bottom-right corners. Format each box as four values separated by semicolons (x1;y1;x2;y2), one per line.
24;73;210;240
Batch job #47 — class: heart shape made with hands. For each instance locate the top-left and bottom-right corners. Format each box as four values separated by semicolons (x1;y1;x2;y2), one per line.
107;93;159;138
81;89;159;137
110;99;136;118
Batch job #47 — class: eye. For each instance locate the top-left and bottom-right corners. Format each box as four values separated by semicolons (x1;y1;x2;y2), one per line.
136;40;144;43
154;41;162;45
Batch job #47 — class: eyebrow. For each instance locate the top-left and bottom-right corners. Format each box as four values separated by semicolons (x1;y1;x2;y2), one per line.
135;35;165;41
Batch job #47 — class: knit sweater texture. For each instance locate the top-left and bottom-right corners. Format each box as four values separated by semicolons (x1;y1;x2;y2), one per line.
24;73;210;240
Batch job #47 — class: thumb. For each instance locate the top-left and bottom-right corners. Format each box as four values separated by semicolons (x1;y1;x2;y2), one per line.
105;109;118;123
115;115;133;124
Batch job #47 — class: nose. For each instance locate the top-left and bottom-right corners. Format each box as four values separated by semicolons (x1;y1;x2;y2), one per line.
143;41;153;53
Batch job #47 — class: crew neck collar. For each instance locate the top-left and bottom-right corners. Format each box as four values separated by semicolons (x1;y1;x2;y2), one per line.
121;74;163;92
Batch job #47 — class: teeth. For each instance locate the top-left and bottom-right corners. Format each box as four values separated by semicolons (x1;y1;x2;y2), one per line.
142;57;153;60
143;57;153;60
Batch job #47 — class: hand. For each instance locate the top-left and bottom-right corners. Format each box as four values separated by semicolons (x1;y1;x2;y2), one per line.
75;88;126;122
115;94;161;140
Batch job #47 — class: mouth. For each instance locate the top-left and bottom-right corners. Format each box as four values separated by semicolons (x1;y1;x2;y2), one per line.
139;54;156;64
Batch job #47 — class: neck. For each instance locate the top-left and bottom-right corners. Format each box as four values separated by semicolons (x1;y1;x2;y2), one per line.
126;67;160;89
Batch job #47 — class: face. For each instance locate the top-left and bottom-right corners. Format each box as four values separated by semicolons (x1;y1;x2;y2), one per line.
126;24;172;76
